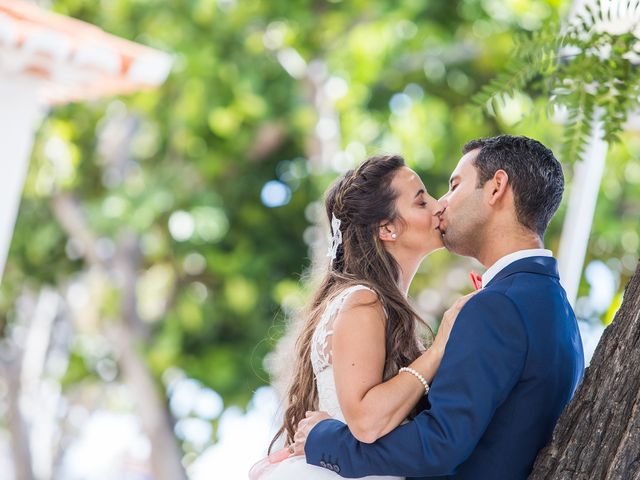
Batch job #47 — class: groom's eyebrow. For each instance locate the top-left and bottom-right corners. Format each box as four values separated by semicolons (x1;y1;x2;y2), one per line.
449;175;461;185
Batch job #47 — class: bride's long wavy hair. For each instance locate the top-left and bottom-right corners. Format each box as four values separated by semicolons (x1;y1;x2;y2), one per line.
269;154;433;451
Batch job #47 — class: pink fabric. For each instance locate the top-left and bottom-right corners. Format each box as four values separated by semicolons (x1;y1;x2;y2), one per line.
249;447;291;479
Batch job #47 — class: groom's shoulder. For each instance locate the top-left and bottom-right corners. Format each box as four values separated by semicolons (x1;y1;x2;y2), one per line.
460;289;524;325
480;268;571;328
469;288;516;305
454;290;528;346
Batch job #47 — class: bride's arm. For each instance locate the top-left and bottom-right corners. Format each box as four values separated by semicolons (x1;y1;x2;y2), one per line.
332;290;472;444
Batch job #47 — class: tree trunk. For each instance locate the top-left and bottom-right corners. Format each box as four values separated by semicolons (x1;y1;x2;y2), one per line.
106;322;187;480
4;356;34;480
529;260;640;479
49;109;189;480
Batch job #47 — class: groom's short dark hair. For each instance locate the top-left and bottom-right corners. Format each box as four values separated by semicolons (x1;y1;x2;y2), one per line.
462;135;564;238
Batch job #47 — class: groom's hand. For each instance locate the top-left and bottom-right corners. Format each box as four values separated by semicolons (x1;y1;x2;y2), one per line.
291;411;331;456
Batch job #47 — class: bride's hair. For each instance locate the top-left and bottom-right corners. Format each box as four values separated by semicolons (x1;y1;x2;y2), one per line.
269;154;433;451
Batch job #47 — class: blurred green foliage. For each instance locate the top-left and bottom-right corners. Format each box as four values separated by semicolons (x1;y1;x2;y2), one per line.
1;0;638;417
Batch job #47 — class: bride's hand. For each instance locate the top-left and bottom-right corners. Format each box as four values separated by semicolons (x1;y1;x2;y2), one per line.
432;291;478;355
291;411;332;456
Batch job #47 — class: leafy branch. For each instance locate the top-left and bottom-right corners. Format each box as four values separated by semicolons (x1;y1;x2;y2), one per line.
475;3;640;163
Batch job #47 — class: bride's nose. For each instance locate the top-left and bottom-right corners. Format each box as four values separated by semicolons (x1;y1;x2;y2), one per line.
435;198;448;216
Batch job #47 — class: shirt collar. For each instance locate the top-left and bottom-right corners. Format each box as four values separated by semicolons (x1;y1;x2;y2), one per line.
481;249;553;288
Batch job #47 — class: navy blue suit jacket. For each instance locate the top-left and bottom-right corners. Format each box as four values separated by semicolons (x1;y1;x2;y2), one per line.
305;256;584;479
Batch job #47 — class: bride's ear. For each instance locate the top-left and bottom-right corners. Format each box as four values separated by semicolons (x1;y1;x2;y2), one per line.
378;221;397;242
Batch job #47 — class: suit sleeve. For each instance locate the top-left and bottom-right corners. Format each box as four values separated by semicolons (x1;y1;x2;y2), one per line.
304;291;528;478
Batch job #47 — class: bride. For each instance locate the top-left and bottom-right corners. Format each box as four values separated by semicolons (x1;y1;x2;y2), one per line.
254;154;474;479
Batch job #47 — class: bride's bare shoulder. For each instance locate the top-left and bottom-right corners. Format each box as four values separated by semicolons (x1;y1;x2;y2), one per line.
333;287;386;330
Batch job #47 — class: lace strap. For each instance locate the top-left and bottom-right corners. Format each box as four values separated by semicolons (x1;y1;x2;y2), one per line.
326;285;378;327
311;285;380;374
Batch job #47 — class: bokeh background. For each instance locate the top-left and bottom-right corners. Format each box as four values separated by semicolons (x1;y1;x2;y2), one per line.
1;0;638;478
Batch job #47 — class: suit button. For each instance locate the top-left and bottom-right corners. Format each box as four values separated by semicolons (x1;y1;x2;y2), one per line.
327;464;335;471
334;465;340;473
320;461;326;468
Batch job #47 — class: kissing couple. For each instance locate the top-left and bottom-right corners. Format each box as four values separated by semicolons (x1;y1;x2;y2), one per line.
252;134;585;480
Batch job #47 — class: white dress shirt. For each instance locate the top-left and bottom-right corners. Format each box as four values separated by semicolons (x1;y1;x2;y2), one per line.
481;248;553;288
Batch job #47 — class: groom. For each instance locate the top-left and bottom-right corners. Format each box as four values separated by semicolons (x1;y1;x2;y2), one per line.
293;135;585;479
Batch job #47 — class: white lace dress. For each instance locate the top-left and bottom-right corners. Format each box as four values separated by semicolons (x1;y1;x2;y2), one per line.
261;285;404;480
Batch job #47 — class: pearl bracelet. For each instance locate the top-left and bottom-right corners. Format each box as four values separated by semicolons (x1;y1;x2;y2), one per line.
399;367;430;395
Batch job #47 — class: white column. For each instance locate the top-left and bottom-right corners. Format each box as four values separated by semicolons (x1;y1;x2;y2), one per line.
0;74;43;280
557;111;608;306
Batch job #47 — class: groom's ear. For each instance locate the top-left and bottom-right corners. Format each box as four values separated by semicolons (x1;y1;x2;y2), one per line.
487;169;509;206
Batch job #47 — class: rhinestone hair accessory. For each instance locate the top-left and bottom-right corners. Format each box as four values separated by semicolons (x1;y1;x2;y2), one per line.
327;213;343;260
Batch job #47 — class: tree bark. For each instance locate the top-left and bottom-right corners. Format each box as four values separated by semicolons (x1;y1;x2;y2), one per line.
529;260;640;480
